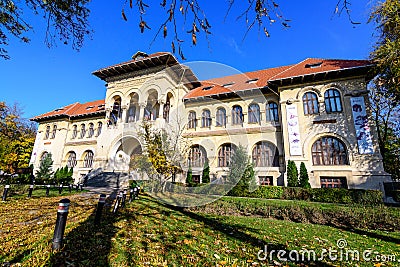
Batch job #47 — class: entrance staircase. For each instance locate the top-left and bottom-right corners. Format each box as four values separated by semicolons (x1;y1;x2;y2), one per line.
84;170;131;189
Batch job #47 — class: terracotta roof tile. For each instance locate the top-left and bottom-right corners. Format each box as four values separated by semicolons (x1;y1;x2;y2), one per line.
183;65;292;99
269;58;373;81
31;99;105;121
33;56;373;119
184;58;372;99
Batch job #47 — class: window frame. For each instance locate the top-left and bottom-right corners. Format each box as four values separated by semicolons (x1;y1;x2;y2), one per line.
80;124;86;139
218;144;234;167
248;103;261;124
216;107;227;127
97;122;103;136
324;89;343;113
72;125;78;139
201;109;212;128
83;151;94;168
188;145;206;167
231;105;243;125
67;152;77;168
259;176;273;186
312;136;348;165
44;125;50;140
303;92;319;115
320;177;348;188
266;102;279;122
252;141;279;167
88;123;94;138
188;111;197;129
50;125;57;139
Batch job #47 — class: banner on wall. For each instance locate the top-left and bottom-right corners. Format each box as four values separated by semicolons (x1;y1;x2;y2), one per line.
350;96;374;154
286;105;302;156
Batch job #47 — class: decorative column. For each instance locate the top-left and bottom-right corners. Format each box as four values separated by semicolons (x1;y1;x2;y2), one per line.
139;102;146;120
158;100;165;119
121;104;128;124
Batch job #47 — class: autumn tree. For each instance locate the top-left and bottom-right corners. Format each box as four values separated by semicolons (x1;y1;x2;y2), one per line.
136;121;189;191
0;102;36;174
369;81;400;181
370;0;400;98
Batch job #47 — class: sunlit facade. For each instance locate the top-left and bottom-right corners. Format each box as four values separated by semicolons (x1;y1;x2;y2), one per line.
30;52;391;189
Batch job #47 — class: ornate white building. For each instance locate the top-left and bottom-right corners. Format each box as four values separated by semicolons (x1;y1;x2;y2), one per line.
30;52;391;189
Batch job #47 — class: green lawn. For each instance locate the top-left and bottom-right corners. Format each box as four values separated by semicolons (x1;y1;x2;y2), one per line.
0;194;399;266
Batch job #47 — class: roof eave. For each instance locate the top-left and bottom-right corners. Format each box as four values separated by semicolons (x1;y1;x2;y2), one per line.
268;64;375;87
92;53;178;81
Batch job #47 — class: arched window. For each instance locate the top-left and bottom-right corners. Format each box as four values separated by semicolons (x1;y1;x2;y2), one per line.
201;109;211;128
88;123;94;138
163;93;173;122
252;141;279;167
303;92;319;115
67;152;77;168
216;107;226;127
111;97;122;123
44;125;50;139
248;104;260;124
71;125;77;139
188;111;197;129
324;89;342;113
51;125;57;139
97;122;103;136
232;105;243;125
83;151;94;168
312;136;348;165
127;93;139;123
218;144;234;167
144;91;159;121
188;145;207;167
266;102;279;122
80;124;86;138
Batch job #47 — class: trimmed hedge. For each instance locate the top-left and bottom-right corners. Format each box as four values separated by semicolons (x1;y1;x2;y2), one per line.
228;185;383;205
187;196;400;231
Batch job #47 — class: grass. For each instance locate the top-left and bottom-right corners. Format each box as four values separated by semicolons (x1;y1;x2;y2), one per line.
0;193;399;266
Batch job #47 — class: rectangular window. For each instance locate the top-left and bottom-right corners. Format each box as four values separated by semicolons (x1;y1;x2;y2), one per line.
320;177;347;188
192;175;201;184
259;176;273;186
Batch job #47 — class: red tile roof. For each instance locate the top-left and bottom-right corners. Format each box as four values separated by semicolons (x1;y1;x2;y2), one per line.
32;57;373;121
31;100;105;122
184;58;373;99
269;58;373;81
183;65;292;99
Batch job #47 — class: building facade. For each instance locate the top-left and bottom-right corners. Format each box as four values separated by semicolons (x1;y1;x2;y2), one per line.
30;52;391;189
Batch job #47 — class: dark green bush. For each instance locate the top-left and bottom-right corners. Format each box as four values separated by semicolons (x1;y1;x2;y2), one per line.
247;185;284;199
227;185;383;205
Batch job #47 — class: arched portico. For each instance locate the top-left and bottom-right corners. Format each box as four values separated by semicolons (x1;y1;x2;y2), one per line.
109;136;143;171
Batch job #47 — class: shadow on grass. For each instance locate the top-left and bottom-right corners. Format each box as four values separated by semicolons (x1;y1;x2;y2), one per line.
144;197;335;267
47;192;119;266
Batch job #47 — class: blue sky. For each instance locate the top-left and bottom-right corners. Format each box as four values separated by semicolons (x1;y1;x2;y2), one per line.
1;1;377;119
